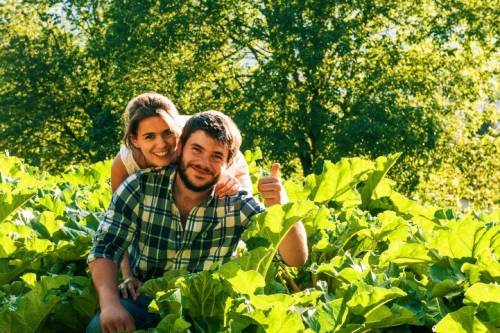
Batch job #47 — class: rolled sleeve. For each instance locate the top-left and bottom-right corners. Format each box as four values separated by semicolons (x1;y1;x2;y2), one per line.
238;192;265;228
88;174;143;263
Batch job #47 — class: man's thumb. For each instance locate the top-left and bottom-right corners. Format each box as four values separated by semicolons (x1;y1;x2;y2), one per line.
270;163;280;179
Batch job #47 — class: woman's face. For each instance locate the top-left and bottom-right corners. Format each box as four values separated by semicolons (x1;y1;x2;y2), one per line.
131;115;178;167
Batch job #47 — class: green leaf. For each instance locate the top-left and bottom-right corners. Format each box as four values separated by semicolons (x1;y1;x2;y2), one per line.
24;238;54;254
360;153;401;210
464;283;500;304
434;306;494;333
430;279;463;298
223;268;265;295
0;236;16;258
429;217;497;259
38;211;64;237
245;302;305;332
0;275;71;333
0;191;35;223
180;271;229;323
249;294;295;310
37;196;65;217
364;304;420;328
347;282;407;315
241;201;314;278
379;242;433;267
141;270;188;297
309;158;374;205
462;250;500;284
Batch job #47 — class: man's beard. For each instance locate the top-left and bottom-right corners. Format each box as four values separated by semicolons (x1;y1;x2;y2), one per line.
177;160;219;193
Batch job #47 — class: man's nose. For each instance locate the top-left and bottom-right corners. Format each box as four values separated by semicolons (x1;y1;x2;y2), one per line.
156;136;167;147
196;153;210;168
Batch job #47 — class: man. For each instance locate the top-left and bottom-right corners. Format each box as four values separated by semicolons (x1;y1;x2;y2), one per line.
87;111;308;333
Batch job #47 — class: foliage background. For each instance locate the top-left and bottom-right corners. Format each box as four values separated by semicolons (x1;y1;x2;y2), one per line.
0;0;498;209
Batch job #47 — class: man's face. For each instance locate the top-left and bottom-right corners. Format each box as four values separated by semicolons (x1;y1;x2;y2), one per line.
177;130;230;192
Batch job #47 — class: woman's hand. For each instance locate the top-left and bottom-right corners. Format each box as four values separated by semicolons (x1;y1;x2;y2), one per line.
214;172;240;197
118;276;142;301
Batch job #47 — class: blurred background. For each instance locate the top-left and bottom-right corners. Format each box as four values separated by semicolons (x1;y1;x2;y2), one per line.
0;0;498;209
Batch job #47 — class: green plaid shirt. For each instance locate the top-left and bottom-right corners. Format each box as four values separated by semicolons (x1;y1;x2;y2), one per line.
88;166;265;280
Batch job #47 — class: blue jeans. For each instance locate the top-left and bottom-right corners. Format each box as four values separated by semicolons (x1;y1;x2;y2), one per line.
86;295;160;333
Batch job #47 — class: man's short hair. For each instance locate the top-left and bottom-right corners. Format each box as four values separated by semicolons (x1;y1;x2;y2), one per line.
180;111;242;162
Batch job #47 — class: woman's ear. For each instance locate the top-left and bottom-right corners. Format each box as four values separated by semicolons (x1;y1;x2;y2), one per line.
130;135;139;149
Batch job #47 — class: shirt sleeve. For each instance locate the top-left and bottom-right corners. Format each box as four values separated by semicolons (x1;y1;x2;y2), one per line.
88;173;143;264
237;191;265;228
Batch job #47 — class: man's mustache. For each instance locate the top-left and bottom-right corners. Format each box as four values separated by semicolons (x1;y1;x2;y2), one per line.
187;163;214;176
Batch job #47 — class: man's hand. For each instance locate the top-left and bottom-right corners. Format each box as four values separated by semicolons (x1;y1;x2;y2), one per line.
100;302;135;333
258;164;308;267
89;259;135;333
258;163;288;206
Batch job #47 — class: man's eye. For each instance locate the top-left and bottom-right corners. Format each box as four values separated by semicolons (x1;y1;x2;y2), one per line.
162;130;173;138
145;134;154;140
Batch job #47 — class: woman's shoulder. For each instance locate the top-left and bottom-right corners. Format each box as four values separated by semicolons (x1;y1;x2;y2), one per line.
118;145;140;174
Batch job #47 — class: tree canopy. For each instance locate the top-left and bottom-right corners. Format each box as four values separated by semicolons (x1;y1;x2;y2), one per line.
0;0;498;208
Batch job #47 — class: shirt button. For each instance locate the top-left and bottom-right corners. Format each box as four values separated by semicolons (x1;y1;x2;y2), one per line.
176;234;181;239
202;232;208;238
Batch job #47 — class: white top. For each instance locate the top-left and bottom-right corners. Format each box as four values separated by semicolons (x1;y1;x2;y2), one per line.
119;144;140;175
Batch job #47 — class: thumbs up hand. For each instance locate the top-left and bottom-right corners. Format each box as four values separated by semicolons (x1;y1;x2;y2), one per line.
258;163;288;206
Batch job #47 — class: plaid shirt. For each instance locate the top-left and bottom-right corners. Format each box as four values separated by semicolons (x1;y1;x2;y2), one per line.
88;166;265;281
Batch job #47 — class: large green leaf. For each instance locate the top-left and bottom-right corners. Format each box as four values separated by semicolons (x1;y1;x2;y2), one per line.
180;271;229;322
364;304;420;328
222;267;265;295
464;283;500;305
241;201;315;278
462;250;500;284
434;306;495;333
0;235;16;258
347;282;407;316
309;158;375;205
0;275;71;333
0;191;35;223
429;217;498;259
379;242;433;267
244;302;305;333
360;153;401;210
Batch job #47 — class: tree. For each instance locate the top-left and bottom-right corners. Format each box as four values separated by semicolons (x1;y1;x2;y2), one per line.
0;1;96;169
0;0;497;208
